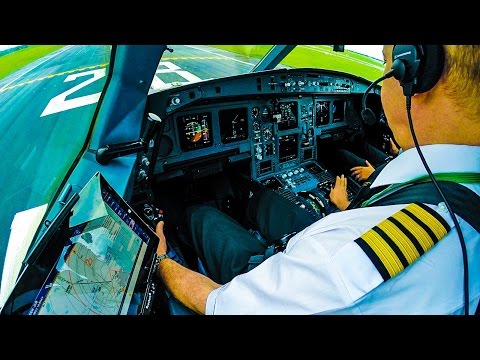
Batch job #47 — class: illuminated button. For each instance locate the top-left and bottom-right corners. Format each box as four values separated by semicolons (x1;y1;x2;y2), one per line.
282;174;288;179
293;169;299;175
288;171;293;177
299;167;304;172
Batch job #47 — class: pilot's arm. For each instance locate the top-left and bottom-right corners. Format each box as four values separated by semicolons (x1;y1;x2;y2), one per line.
154;221;221;314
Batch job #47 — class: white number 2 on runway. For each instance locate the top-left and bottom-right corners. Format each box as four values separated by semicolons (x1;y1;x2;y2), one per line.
40;68;106;117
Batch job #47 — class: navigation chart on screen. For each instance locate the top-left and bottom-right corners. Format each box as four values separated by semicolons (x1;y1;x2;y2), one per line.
28;172;151;315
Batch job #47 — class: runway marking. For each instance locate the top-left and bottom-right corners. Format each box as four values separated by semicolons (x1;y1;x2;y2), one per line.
161;56;224;60
1;53;236;93
0;63;109;93
41;68;106;117
151;61;202;92
184;45;255;66
0;45;73;92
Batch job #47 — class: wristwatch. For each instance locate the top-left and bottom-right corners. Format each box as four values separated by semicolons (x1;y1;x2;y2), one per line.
155;253;170;275
157;253;170;263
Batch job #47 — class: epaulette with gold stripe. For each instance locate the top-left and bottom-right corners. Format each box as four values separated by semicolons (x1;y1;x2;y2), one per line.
355;202;451;281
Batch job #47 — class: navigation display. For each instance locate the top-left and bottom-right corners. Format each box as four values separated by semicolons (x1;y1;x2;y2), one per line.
219;107;248;144
27;173;154;315
177;112;213;151
315;100;330;126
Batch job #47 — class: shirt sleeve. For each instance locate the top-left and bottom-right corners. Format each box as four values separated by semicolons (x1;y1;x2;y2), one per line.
204;236;354;315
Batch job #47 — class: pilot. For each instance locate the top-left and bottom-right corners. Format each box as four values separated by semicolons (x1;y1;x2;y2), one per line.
154;45;480;314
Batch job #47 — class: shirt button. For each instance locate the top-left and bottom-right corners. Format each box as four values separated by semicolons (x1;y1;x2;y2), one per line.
437;202;448;213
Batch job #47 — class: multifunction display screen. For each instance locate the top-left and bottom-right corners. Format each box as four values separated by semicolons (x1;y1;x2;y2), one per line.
219;107;249;144
279;134;298;163
177;112;213;151
274;101;298;131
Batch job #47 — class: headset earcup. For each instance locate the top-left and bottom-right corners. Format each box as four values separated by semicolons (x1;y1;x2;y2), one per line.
392;45;445;96
414;45;445;94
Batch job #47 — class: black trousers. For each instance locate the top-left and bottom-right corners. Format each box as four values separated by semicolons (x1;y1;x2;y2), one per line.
333;141;389;176
186;189;316;284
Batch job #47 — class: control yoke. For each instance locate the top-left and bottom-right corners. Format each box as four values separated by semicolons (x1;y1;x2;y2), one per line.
96;113;162;165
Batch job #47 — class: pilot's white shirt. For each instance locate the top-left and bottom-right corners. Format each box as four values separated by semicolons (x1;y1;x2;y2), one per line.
206;144;480;315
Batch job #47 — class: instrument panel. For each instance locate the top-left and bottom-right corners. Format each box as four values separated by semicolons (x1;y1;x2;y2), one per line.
146;68;378;182
154;95;360;182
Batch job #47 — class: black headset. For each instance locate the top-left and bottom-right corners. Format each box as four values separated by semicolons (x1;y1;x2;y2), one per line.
391;45;445;97
362;45;445;124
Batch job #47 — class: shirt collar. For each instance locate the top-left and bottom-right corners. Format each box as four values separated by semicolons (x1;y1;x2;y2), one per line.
371;144;480;188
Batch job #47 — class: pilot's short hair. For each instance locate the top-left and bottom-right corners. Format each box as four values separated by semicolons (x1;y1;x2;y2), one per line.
443;45;480;119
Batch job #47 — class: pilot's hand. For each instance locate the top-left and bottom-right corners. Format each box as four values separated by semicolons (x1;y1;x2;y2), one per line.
155;221;168;256
350;160;375;182
389;137;399;156
329;175;350;211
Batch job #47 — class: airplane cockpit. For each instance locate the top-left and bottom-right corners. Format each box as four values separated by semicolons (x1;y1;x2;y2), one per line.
0;45;397;315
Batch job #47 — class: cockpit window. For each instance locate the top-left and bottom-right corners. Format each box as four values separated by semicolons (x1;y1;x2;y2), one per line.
149;45;383;93
273;45;384;81
0;45;111;285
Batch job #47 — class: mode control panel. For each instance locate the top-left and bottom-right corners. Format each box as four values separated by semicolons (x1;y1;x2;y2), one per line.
278;74;353;94
278;166;314;192
266;162;339;194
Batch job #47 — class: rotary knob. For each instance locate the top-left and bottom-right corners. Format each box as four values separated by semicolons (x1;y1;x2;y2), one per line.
171;96;181;106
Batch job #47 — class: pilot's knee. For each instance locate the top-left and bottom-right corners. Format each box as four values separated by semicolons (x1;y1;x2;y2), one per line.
186;204;220;228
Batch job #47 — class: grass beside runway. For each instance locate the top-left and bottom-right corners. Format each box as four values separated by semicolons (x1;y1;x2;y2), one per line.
0;45;65;80
211;45;384;81
211;45;272;59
